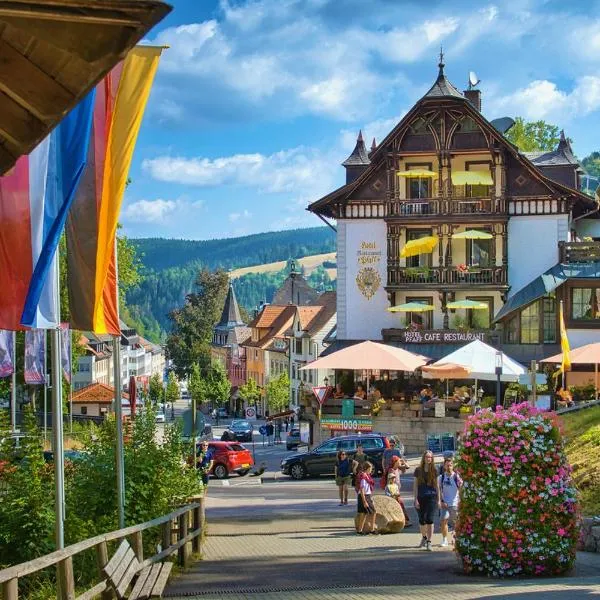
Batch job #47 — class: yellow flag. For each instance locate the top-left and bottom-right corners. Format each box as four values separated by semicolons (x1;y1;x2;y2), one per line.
559;300;571;373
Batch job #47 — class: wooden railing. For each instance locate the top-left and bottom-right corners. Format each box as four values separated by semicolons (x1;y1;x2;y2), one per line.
559;241;600;263
387;265;507;286
0;498;205;600
388;197;505;217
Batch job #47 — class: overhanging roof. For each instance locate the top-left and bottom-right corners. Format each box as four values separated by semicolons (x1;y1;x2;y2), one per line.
0;0;172;175
494;262;600;322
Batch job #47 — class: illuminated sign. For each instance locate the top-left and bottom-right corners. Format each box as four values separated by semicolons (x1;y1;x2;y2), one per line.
320;417;373;432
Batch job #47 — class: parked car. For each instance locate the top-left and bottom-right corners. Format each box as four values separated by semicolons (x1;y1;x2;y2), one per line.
196;440;254;479
217;407;229;419
280;433;391;480
227;420;253;442
286;428;302;451
43;450;87;463
155;411;166;423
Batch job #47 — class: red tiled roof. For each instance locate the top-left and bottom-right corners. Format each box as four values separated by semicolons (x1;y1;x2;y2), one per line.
245;305;296;349
71;383;129;404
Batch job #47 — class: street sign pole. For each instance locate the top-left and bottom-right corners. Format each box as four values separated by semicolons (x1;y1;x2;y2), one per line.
530;360;537;407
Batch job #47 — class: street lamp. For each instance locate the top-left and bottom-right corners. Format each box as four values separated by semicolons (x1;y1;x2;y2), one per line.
495;351;503;408
323;376;329;388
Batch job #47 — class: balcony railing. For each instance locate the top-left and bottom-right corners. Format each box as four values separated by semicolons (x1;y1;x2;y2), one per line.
387;265;507;286
388;197;505;218
559;241;600;263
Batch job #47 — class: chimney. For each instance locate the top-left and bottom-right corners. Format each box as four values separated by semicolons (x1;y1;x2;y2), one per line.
464;89;481;111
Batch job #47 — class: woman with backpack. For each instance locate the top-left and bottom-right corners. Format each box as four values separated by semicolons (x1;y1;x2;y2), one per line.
334;450;354;505
437;455;463;547
413;450;438;551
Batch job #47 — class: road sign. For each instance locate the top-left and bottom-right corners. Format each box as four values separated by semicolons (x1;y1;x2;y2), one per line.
518;373;547;386
245;406;257;420
258;425;267;436
312;386;330;406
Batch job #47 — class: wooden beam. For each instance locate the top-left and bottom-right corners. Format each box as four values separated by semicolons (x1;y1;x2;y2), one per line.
0;90;45;148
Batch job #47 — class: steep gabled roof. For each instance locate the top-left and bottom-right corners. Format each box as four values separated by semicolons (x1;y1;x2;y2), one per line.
342;130;370;166
245;305;296;349
216;283;244;329
422;55;464;100
72;382;129;404
524;131;580;168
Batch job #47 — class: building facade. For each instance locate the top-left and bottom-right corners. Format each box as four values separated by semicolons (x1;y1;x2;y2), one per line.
308;57;598;364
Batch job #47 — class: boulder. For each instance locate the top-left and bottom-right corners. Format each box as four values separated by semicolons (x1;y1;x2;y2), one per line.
354;495;405;534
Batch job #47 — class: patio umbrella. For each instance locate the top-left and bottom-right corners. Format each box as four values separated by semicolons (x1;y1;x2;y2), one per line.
422;363;472;398
451;230;493;240
387;302;435;312
446;299;488;310
541;342;600;399
400;236;438;258
128;376;137;420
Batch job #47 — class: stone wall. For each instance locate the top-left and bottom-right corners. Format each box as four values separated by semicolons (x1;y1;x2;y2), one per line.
578;518;600;553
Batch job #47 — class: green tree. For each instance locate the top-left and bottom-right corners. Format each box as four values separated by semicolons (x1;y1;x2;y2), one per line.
266;372;290;413
188;363;207;408
582;151;600;178
205;361;231;406
239;378;261;407
148;373;163;405
166;269;229;379
505;117;561;152
165;372;180;405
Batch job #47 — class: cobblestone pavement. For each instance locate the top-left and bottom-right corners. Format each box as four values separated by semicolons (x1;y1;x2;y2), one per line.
165;479;600;600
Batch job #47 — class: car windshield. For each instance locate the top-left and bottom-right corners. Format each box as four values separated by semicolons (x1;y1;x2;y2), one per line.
227;444;245;451
232;421;250;429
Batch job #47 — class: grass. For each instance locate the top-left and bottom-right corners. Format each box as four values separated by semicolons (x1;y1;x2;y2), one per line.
229;252;336;279
560;405;600;516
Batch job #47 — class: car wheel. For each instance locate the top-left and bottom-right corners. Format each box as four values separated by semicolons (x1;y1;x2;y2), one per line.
238;469;250;477
290;463;306;480
213;464;228;479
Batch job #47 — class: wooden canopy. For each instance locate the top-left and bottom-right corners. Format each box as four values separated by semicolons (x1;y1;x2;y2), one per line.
0;0;172;175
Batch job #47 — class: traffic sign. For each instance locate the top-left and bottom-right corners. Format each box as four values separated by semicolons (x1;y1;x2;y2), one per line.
312;386;331;406
245;406;257;420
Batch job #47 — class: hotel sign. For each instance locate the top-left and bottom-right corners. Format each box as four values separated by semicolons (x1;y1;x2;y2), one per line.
394;330;490;344
320;417;373;432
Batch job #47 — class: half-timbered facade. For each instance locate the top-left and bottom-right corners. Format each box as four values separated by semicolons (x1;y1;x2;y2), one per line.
308;56;598;361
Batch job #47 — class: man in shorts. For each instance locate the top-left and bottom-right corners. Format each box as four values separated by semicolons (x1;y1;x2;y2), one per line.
437;456;462;547
382;439;407;474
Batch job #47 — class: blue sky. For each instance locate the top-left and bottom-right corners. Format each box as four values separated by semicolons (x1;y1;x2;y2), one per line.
121;0;600;240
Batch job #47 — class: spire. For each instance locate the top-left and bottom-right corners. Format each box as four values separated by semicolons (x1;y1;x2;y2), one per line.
217;282;244;327
556;129;577;163
371;137;377;152
422;49;464;100
342;130;370;167
438;46;445;77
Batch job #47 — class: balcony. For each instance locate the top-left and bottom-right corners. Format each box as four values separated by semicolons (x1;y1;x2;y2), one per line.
388;197;505;219
559;241;600;263
387;265;507;288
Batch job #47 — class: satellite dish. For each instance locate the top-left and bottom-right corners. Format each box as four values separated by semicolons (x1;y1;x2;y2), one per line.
468;71;480;89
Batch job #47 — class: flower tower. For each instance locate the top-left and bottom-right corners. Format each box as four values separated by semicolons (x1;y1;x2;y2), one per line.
454;403;579;577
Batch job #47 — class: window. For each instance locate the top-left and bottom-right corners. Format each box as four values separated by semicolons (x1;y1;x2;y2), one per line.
406;230;433;268
520;303;540;344
315;440;338;453
406;297;433;329
409;117;429;134
308;371;313;383
80;406;88;415
506;315;519;344
295;339;303;354
457;117;479;133
543;297;557;342
467;297;493;329
360;437;384;449
339;440;357;452
571;288;600;320
406;163;433;200
467;237;491;268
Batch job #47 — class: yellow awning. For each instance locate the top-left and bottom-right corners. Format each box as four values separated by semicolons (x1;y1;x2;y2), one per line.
397;169;438;178
400;236;438;258
451;170;493;185
452;230;493;240
388;302;435;313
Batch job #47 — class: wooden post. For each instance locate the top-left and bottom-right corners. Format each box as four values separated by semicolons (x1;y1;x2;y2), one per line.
132;531;143;563
178;513;189;568
192;505;201;553
162;520;171;553
57;557;75;600
96;542;113;600
2;578;18;600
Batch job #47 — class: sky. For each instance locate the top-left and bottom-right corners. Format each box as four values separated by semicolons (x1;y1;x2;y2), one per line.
121;0;600;240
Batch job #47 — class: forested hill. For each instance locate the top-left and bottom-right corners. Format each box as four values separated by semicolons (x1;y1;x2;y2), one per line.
124;227;336;342
131;227;335;272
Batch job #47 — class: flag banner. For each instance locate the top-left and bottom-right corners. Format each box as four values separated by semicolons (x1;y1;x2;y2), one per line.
24;329;46;385
559;300;571;374
67;46;163;335
0;92;95;330
0;330;14;378
60;324;71;384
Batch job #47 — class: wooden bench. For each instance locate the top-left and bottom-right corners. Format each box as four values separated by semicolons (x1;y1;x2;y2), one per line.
103;539;173;600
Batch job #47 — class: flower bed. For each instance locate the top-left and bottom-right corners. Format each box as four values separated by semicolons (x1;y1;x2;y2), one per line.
455;403;579;577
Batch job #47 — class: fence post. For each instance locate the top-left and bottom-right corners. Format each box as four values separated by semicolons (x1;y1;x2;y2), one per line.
162;519;171;553
2;578;18;600
57;557;75;600
96;541;113;600
132;531;144;563
192;505;201;553
178;512;189;568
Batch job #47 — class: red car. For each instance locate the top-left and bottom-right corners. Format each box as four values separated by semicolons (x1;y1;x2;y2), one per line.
204;441;254;479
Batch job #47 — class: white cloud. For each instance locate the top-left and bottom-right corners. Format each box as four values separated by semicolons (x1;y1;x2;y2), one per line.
490;76;600;121
568;19;600;63
123;199;177;223
229;209;252;222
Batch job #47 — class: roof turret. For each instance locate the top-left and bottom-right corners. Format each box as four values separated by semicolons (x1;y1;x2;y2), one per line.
422;49;464;100
342;130;370;166
216;282;245;328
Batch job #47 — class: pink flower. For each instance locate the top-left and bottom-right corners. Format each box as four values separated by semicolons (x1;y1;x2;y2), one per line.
557;528;567;537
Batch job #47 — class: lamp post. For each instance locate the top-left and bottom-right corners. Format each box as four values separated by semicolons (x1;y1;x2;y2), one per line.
495;351;503;408
323;376;329;388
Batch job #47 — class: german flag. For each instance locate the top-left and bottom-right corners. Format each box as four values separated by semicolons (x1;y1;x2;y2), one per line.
66;47;162;335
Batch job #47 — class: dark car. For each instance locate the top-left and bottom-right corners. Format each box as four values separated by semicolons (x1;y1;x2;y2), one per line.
227;420;253;442
286;428;302;451
281;433;391;480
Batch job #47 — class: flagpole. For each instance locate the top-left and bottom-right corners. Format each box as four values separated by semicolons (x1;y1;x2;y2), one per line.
44;330;48;443
69;330;73;434
113;237;125;529
10;332;16;433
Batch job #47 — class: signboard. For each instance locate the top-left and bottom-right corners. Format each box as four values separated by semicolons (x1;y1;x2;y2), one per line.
341;399;355;419
245;406;257;421
518;373;547;386
395;330;489;344
427;432;456;453
300;421;310;444
180;409;206;439
536;395;551;410
312;386;331;406
434;401;445;418
441;433;456;452
320;417;373;432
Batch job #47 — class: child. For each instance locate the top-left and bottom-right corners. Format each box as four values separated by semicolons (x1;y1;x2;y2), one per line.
384;471;400;500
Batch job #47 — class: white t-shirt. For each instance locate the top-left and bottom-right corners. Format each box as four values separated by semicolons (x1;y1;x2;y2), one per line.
438;472;461;507
360;477;374;495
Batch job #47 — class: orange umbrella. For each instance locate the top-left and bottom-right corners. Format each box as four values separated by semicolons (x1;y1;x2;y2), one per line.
542;343;600;399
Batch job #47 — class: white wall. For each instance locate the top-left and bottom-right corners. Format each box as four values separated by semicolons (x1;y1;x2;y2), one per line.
339;219;397;340
508;215;568;296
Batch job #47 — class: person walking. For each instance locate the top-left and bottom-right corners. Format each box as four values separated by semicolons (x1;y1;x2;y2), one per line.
355;462;377;534
382;439;406;474
197;441;213;495
387;456;413;527
266;420;274;445
334;450;353;505
437;455;463;547
413;450;438;551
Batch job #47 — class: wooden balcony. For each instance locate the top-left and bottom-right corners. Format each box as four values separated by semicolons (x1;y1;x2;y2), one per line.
387;265;507;288
559;241;600;263
388;197;506;219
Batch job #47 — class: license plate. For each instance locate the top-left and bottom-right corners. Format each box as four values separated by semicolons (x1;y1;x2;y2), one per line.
241;463;250;468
